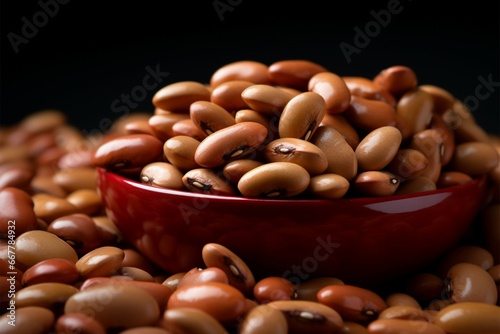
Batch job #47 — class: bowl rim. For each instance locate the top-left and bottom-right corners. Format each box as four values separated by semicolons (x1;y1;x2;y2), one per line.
98;168;487;205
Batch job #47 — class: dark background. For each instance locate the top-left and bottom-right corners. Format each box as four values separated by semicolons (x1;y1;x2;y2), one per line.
1;1;499;135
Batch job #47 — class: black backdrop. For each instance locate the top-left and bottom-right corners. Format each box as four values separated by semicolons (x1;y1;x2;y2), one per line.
1;1;499;135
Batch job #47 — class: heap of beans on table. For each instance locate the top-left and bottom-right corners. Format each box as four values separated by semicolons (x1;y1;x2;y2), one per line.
0;60;499;333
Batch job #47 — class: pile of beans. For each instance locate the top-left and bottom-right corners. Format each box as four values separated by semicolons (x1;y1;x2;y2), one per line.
0;60;499;333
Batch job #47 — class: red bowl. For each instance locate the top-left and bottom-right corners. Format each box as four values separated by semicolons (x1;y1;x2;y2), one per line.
97;168;487;287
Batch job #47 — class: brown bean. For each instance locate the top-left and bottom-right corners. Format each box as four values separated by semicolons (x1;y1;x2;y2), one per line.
372;65;418;98
0;145;31;165
263;138;328;175
394;176;436;195
384;293;421;308
319;113;360;149
0;160;35;190
253;276;297;303
234;109;277;137
163;135;201;171
343;76;382;100
15;230;78;271
223;159;264;184
140;161;185;190
30;174;68;197
419;84;456;114
32;193;80;223
182;168;236;196
123;118;155;136
241;84;294;115
345;95;398;132
194;122;268;168
436;171;473;188
167;282;246;324
267;299;343;334
65;189;102;216
148;113;191;141
295;277;344;302
340;321;369;334
239;303;288;334
405;273;445;305
387;148;429;181
367;318;445;334
55;312;106;334
177;267;229;288
48;213;102;255
190;100;236;135
409;129;444;183
210;80;254;112
20;109;67;134
317;284;387;323
92;215;121;246
119;266;155;282
308;71;351;114
91;134;163;171
429;113;455;166
14;282;79;309
378;305;428;321
278;91;326;140
446;262;498;304
268;59;328;91
450;141;499;176
75;246;124;279
201;243;256;297
210;60;271;88
444;101;491;143
308;174;350;199
355;126;402;171
65;282;160;329
152;81;211;112
0;187;38;237
171;118;207;141
396;88;434;136
0;306;55;334
161;307;228;334
433;302;500;334
22;258;79;286
238;162;311;198
437;245;494;278
162;272;186;292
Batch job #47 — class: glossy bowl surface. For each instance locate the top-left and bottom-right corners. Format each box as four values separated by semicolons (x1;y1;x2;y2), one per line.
98;168;487;286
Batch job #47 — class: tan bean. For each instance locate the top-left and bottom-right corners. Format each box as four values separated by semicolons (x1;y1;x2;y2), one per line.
263;138;328;175
253;276;297;303
140;161;185;190
210;80;254;112
372;65;418;98
394;176;436;195
308;71;351;114
152;81;211;112
182;168;236;196
32;193;80;223
340;321;369;334
268;59;328;91
419;84;456;114
75;246;124;279
385;293;421;308
367;318;445;334
47;213;102;255
223;159;264;184
396;88;434;135
437;245;494;278
162;272;186;291
30;174;68;197
92;215;121;246
161;307;228;334
308;174;350;199
436;171;473;188
190;100;236;135
22;258;79;286
0;145;31;165
319;113;360;149
482;203;500;264
55;312;106;334
378;305;427;321
345;96;398;132
355;126;402;171
343;76;382;100
201;243;256;297
171;118;207;141
429;113;455;166
318;284;387;323
387;148;429;181
13;282;78;311
241;84;294;115
167;281;246;324
450;141;499;176
295;277;344;302
239;303;288;334
446;262;497;304
65;189;102;216
15;230;78;271
0;187;38;237
163;135;201;171
64;282;161;329
409;129;444;183
278;91;326;141
148;113;191;141
119;327;171;334
234;109;277;135
433;302;500;334
119;266;155;282
177;267;229;288
210;60;271;88
310;126;357;180
91;134;163;171
238;162;311;198
0;306;55;334
267;299;343;334
194;122;268;168
123;118;155;136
